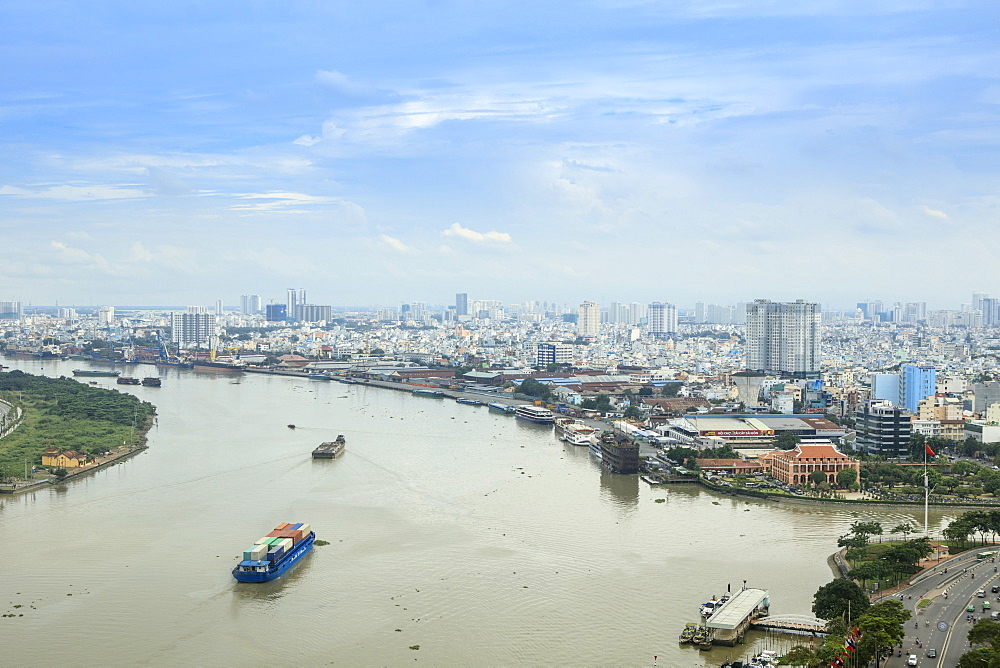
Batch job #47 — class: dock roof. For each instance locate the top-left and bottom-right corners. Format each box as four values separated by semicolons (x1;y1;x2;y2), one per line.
706;588;770;630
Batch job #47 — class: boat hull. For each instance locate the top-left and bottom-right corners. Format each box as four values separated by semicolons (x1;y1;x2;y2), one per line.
233;532;315;582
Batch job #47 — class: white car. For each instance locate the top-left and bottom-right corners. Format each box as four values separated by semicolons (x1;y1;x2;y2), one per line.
907;655;918;666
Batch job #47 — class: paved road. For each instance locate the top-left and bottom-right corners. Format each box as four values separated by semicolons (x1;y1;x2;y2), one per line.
878;552;998;667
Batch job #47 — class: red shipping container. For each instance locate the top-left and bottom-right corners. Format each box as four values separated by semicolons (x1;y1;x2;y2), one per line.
266;529;303;542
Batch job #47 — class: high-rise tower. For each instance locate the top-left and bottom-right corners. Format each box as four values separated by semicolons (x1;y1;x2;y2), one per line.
745;299;820;379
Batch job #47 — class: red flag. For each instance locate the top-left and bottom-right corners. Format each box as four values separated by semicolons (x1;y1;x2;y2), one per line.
926;444;936;457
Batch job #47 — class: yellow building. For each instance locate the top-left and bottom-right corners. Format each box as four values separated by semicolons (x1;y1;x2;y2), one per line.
41;450;90;468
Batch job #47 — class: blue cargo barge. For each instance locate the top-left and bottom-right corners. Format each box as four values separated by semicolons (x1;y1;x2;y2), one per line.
233;530;315;583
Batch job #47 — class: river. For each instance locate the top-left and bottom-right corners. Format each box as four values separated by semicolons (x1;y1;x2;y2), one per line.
0;359;961;666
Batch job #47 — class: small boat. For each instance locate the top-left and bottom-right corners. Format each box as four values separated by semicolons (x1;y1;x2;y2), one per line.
141;377;161;387
117;376;141;385
678;623;698;643
412;388;445;398
287;424;296;429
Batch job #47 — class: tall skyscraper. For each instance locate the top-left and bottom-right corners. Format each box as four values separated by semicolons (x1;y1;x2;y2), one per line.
647;302;677;337
240;294;263;314
901;364;936;413
455;293;468;316
745;299;821;379
0;301;23;319
286;288;298;320
577;301;600;337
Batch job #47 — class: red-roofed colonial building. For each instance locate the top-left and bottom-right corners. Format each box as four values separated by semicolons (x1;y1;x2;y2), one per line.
762;443;860;486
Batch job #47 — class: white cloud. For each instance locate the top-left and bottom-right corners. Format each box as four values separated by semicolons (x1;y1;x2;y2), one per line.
316;70;380;98
441;223;512;244
377;234;414;253
1;184;147;201
920;205;949;220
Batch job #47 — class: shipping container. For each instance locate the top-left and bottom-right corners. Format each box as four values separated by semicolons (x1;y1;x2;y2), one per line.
276;523;292;531
276;538;294;552
297;523;312;536
289;523;303;530
244;544;268;561
254;536;273;546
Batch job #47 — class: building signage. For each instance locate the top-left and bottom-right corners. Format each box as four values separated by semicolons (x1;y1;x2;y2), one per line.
701;429;774;437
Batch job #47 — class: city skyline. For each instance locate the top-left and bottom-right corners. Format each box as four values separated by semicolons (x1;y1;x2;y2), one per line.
2;2;999;306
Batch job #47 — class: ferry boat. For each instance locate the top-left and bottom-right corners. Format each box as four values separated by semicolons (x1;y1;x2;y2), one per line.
116;376;141;385
487;402;517;414
141;377;161;387
456;397;483;406
312;435;346;459
233;523;315;582
72;369;121;377
514;405;555;424
559;421;599;446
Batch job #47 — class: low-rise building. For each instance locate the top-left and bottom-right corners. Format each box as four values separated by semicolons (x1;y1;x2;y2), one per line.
762;443;860;486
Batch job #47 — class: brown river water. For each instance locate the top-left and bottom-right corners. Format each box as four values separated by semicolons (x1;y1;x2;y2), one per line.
0;359;960;666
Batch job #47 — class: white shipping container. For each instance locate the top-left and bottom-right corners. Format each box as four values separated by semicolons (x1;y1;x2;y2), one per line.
297;523;312;536
244;544;268;561
277;538;294;552
253;536;272;546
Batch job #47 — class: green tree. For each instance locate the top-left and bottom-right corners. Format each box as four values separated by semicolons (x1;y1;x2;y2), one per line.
890;523;914;539
959;619;1000;667
855;600;910;667
661;382;681;397
774;432;801;450
809;470;827;487
623;405;643;420
779;645;814;666
837;467;858;489
518;379;551;401
812;578;870;623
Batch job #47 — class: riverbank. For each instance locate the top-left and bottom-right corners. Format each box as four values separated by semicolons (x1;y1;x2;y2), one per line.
0;442;151;495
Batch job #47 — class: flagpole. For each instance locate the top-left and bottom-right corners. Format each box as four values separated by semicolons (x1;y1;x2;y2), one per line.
924;445;929;538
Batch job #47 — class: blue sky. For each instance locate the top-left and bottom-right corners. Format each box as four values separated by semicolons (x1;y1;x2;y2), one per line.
2;1;999;310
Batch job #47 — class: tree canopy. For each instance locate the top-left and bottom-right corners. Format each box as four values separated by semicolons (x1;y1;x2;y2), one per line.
812;578;870;623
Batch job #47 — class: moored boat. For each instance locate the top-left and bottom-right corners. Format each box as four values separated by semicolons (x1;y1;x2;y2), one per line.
233;523;315;582
412;388;445;398
116;376;141;385
455;397;482;406
678;623;698;643
141;377;161;387
72;369;121;377
514;405;555;424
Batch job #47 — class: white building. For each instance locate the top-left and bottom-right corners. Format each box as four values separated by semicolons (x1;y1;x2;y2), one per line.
97;306;115;325
170;308;217;348
647;302;677;337
745;299;820;379
577;301;600;337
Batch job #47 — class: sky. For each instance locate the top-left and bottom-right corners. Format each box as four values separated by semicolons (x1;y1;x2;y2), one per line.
2;1;999;311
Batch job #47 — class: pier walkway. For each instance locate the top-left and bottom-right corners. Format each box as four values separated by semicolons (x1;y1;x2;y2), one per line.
752;614;827;634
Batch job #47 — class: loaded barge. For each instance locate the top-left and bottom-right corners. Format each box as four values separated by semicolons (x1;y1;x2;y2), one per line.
312;435;346;459
233;522;315;582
